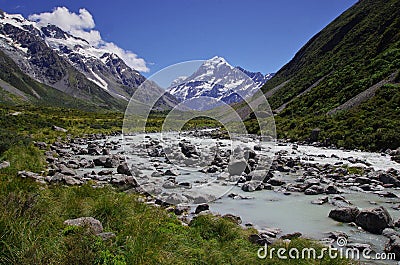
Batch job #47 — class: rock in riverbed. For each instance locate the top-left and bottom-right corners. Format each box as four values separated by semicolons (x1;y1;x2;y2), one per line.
328;207;360;223
355;206;393;234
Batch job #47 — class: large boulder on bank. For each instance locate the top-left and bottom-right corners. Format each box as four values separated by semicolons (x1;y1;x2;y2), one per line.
328;207;360;223
355;206;393;234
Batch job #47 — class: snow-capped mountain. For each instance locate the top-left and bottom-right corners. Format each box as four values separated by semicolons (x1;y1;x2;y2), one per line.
167;56;273;108
0;9;178;109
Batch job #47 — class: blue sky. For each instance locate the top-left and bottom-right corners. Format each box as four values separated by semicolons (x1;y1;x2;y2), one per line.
0;0;358;76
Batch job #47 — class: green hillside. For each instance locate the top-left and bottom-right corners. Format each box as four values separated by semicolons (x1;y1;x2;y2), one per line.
0;50;126;111
259;0;400;151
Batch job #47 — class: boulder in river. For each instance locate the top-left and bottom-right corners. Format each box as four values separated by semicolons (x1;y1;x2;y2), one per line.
241;181;264;192
117;163;132;176
195;204;209;214
355;206;393;234
228;159;247;176
328;207;360;223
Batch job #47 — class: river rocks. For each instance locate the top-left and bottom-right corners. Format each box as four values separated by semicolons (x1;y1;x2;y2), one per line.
207;165;219;173
328;207;360;223
268;177;286;186
98;169;113;176
385;235;400;260
87;143;101;155
241;181;264;192
34;141;47;150
179;141;199;158
18;170;45;183
383;228;398;238
311;196;329;205
222;214;242;224
304;185;325;195
355;206;393;234
228;159;247;176
117;163;132;176
164;169;180;176
325;184;341;194
281;232;302;240
195;204;209;214
249;233;273;245
166;193;188;204
162;180;176;189
104;157;119;168
247;170;269;182
59;164;76;176
64;217;103;234
378;172;400;187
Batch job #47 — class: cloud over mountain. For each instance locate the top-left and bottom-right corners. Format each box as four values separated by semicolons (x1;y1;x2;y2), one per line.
29;7;149;72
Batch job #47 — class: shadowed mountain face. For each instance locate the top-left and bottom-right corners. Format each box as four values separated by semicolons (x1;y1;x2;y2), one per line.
0;10;177;110
254;0;400;150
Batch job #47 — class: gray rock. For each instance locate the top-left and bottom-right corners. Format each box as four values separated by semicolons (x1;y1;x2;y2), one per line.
195;204;209;214
328;207;360;223
0;161;10;169
385;235;400;260
34;142;47;150
164;169;180;176
241;181;264;192
97;232;116;241
311;196;329;205
383;228;398;238
162;181;176;189
249;234;273;245
59;164;76;176
64;217;103;234
63;176;82;185
166;193;189;204
304;185;325;195
222;214;242;224
93;157;107;166
355;206;393;234
98;170;113;176
104;157;119;168
325;184;341;194
52;125;67;132
228;159;247;176
117;163;132;176
347;243;371;251
268;177;286;186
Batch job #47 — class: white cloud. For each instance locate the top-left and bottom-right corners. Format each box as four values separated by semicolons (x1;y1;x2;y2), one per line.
29;7;149;72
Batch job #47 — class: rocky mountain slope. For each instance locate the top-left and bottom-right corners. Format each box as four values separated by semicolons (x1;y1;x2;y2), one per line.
255;0;400;151
0;9;177;110
167;56;273;107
